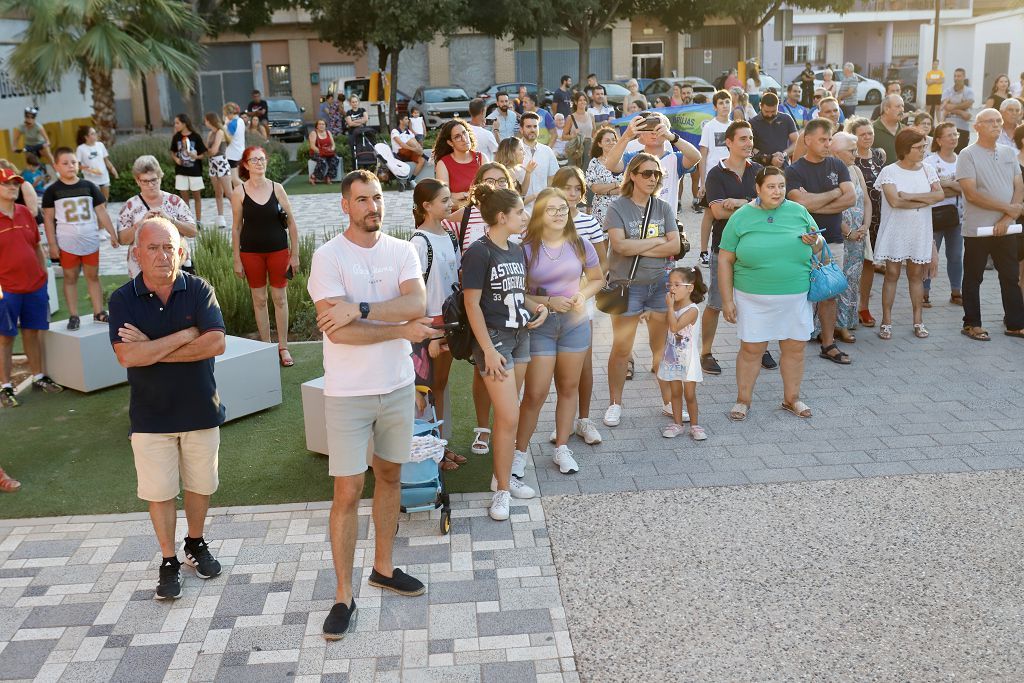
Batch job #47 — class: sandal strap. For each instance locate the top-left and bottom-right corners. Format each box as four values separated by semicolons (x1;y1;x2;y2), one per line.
472;427;491;435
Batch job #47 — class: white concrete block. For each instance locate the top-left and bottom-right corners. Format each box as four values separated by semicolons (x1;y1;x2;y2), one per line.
42;314;126;392
214;336;282;422
300;376;328;455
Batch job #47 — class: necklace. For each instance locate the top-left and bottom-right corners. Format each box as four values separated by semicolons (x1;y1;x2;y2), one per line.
540;241;565;261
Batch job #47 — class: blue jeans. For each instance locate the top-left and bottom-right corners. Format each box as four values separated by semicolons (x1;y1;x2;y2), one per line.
924;223;963;293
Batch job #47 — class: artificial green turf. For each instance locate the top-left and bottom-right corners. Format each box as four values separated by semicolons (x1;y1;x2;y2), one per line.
0;344;489;519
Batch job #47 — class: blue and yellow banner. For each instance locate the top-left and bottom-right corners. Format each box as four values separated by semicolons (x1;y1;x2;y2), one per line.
611;104;716;147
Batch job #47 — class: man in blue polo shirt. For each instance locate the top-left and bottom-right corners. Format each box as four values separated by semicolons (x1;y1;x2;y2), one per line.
108;217;227;600
749;92;798;169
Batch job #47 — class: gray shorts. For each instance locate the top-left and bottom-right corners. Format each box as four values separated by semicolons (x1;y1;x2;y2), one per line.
707;251;722;311
324;383;415;477
472;327;530;375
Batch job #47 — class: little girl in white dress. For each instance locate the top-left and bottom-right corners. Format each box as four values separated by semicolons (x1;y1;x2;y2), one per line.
658;267;707;440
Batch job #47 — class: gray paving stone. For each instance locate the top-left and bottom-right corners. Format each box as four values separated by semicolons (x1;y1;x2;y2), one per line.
853;462;917;477
109;644;176;683
428;579;499;604
536;480;582;496
32;564;106;587
23;601;103;628
1;639;56;679
633;473;694;490
477;608;553;636
481;661;537;682
965;454;1023;471
428;638;454;654
403;664;482;682
213;583;274;619
10;539;83;559
215;664;300;682
760;453;821;469
57;660;119;683
577;478;639;494
393;542;450;565
428;602;478;639
743;468;807;484
225;624;305;651
688;471;750;487
110;535;159;563
799;465;863;481
910;458;971;474
235;543;303;564
323;630;404;658
205;521;271;539
379;592;428;630
467;516;514;542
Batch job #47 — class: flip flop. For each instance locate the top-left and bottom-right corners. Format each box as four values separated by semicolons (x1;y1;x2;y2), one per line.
728;403;749;422
781;400;813;418
278;348;295;367
1005;329;1024;339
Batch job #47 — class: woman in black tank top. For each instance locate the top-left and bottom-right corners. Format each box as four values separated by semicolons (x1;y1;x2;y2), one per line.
230;145;300;367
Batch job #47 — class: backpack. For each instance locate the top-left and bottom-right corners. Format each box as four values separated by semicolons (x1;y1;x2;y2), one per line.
441;282;474;362
411;229;459;283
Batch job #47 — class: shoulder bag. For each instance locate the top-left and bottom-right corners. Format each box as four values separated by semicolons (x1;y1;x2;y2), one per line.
596;198;653;315
808;240;848;302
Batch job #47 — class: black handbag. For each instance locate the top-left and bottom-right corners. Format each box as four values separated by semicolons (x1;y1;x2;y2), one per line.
931;204;959;231
677;221;690;258
595;198;653;315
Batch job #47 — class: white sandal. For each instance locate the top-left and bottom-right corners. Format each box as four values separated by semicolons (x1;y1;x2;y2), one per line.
471;427;491;455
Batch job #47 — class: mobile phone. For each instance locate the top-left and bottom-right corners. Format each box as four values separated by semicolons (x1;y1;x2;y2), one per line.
285;266;294;280
800;230;824;238
430;321;459;331
638;115;659;131
527;307;545;324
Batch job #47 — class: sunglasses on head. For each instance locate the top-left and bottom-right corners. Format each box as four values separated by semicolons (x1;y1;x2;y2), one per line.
636;169;663;179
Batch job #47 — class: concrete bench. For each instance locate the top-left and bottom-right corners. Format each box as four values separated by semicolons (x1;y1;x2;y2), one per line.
42;315;127;393
215;336;282;422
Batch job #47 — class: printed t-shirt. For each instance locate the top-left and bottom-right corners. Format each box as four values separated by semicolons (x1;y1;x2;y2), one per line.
307;233;421;397
118;192;196;277
718;201;818;295
785;157;851;243
779;101;811;129
699;118;732;182
76;141;110;186
0;204;46;293
461;236;531;330
604;196;678;285
522;238;599;298
41;179;106;256
170;132;207;177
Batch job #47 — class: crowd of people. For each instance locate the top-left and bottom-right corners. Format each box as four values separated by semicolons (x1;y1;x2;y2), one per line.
1;65;1023;642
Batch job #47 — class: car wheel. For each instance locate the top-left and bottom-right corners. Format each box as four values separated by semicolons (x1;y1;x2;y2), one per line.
864;89;882;106
902;87;916;105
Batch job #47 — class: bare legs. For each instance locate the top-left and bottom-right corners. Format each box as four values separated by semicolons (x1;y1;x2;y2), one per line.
517;351;586;449
250;285;289;348
482;364;527;492
735;339;805;407
149;491;211;558
180;190;202;224
608;313;670;408
881;260;927;326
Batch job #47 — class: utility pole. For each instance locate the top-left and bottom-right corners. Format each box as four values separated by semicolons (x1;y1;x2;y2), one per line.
931;0;940;64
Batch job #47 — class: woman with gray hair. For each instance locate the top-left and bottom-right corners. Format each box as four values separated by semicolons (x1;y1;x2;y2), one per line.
117;155;198;277
829;131;872;340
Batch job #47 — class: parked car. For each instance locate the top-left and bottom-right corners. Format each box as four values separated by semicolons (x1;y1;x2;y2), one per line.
814;71;885;105
885;63;919;106
410;86;474;129
477;82;554;115
265;97;306;142
600;82;630;113
643;77;716;103
754;72;784;95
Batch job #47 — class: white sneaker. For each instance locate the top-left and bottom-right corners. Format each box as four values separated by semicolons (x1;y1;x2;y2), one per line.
552;446;580;474
548;430;557;444
215;215;227;228
661;404;690;422
490;475;536;499
574;418;603;444
603;404;622;427
489;490;511;521
511;450;528;478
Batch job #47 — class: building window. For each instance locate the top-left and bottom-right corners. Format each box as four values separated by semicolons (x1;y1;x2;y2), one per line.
892;32;919;58
784;36;825;65
266;65;291;97
632;42;663;79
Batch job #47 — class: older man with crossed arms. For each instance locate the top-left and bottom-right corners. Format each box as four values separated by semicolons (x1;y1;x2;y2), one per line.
109;217;227;600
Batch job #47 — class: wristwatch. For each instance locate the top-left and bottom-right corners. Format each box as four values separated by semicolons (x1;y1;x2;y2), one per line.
359;302;370;319
671;133;680;144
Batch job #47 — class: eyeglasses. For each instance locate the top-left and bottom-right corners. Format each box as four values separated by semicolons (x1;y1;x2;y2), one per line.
635;169;663;179
545;205;570;217
137;176;161;185
667;282;693;289
481;177;509;188
450;133;470;143
248;157;267;164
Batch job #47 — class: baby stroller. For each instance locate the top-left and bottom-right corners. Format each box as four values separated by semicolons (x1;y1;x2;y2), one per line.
401;386;453;535
348;126;378;171
373;143;414;191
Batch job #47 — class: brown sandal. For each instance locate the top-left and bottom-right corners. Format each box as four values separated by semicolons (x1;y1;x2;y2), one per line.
950;292;963;305
443;448;466;465
961;326;990;341
781;400;813;418
278;348;295;367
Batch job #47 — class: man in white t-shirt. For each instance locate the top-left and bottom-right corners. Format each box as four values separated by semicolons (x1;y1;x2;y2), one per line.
390;114;426;176
307;170;435;641
518;112;559;212
697;90;733;265
468;98;497;161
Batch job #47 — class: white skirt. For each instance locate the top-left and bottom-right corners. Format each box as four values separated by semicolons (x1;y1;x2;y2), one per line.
734;290;813;343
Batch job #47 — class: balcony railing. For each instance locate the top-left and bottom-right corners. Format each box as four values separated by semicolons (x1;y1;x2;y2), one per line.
833;0;970;12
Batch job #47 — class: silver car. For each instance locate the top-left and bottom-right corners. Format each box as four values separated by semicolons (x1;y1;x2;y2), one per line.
409;86;474;129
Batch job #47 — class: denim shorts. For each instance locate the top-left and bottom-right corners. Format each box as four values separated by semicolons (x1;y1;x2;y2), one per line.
472;327;530;375
529;310;591;356
622;272;670;316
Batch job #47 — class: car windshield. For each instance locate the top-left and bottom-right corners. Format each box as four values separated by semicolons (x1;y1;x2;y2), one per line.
267;99;300;113
424;88;470;102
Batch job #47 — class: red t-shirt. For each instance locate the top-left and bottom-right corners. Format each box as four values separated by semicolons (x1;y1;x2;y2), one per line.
0;204;46;294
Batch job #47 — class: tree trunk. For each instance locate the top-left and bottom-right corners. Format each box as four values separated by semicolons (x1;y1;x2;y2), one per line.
89;68;117;146
536;34;544;95
576;33;592;86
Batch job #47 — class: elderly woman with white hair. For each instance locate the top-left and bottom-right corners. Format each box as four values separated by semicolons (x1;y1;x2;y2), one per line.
997;98;1022;148
829;131;872;339
624;79;648;112
117;155;198;277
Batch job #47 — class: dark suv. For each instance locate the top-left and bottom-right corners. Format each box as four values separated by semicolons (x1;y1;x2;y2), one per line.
265;97;307;142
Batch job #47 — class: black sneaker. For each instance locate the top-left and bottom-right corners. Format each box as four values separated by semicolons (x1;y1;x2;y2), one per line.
156;558;182;600
700;353;722;375
0;386;19;408
699;251;710;267
692;201;704;214
66;316;80;331
761;351;778;370
367;568;426;596
182;537;222;579
32;376;63;393
323;600;357;640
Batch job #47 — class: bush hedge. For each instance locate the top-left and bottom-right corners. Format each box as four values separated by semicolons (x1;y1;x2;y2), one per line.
107;133;290;202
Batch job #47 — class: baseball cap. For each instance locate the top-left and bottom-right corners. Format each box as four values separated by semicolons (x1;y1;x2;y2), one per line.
0;168;25;184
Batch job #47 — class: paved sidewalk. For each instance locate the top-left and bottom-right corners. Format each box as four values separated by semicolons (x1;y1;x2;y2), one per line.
0;497;576;682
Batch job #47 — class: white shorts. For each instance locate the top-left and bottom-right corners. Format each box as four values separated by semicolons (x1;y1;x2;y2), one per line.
175;175;205;191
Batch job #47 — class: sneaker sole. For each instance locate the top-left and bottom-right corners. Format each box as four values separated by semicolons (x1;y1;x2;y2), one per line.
366;579;426;597
555;462;579;474
489;508;510;521
183;554;221;579
322;606;358;641
154;585;182;600
579;434;603;445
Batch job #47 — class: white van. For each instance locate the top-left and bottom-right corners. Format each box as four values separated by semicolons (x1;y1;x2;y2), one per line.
325;75;391;130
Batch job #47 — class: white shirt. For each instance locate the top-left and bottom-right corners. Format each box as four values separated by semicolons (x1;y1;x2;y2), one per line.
470;125;498;161
699;117;732;182
924;153;959;210
412;229;461;316
76;142;110;186
391;128;416;155
307;233;422;397
521;142;559;212
1011;81;1023;98
587;104;615;126
225;117;245;162
410;116;426;136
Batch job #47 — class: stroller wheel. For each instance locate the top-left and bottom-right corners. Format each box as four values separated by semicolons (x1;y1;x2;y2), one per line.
440;509;452;535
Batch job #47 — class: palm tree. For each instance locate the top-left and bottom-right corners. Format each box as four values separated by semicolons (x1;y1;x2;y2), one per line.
1;0;208;145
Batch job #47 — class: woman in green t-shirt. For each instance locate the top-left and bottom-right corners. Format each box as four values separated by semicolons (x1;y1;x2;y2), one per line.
718;166;824;421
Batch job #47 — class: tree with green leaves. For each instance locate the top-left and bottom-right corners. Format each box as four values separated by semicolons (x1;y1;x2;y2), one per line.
2;0;208;145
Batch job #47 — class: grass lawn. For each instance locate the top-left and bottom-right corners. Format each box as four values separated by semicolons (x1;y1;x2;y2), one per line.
0;344;490;519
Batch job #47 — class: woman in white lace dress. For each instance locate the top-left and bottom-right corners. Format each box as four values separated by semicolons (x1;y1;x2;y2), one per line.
872;128;945;340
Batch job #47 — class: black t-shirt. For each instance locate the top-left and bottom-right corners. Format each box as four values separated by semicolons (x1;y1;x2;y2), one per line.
247;99;267;120
749;113;797;161
461;235;531;330
346;107;367;128
705;161;763;252
170;132;207;177
785;157;851;244
109;273;226;434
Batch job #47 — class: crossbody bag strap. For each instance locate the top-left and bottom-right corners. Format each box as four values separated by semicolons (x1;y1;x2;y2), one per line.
458;207;473;252
625;197;654;282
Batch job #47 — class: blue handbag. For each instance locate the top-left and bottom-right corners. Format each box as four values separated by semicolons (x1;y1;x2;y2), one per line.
807;241;848;302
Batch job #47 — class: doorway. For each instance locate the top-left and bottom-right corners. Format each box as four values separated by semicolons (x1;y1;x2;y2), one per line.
632;42;664;80
982;43;1010;96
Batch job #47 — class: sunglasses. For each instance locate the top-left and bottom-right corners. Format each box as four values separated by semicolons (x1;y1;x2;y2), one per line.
635;169;663;179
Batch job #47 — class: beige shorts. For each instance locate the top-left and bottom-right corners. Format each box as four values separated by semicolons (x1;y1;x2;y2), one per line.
175;175;205;192
325;383;414;477
131;428;220;502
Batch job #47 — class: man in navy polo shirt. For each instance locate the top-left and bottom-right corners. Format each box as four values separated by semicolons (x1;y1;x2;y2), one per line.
701;121;772;375
108;217;227;600
749;92;798;170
